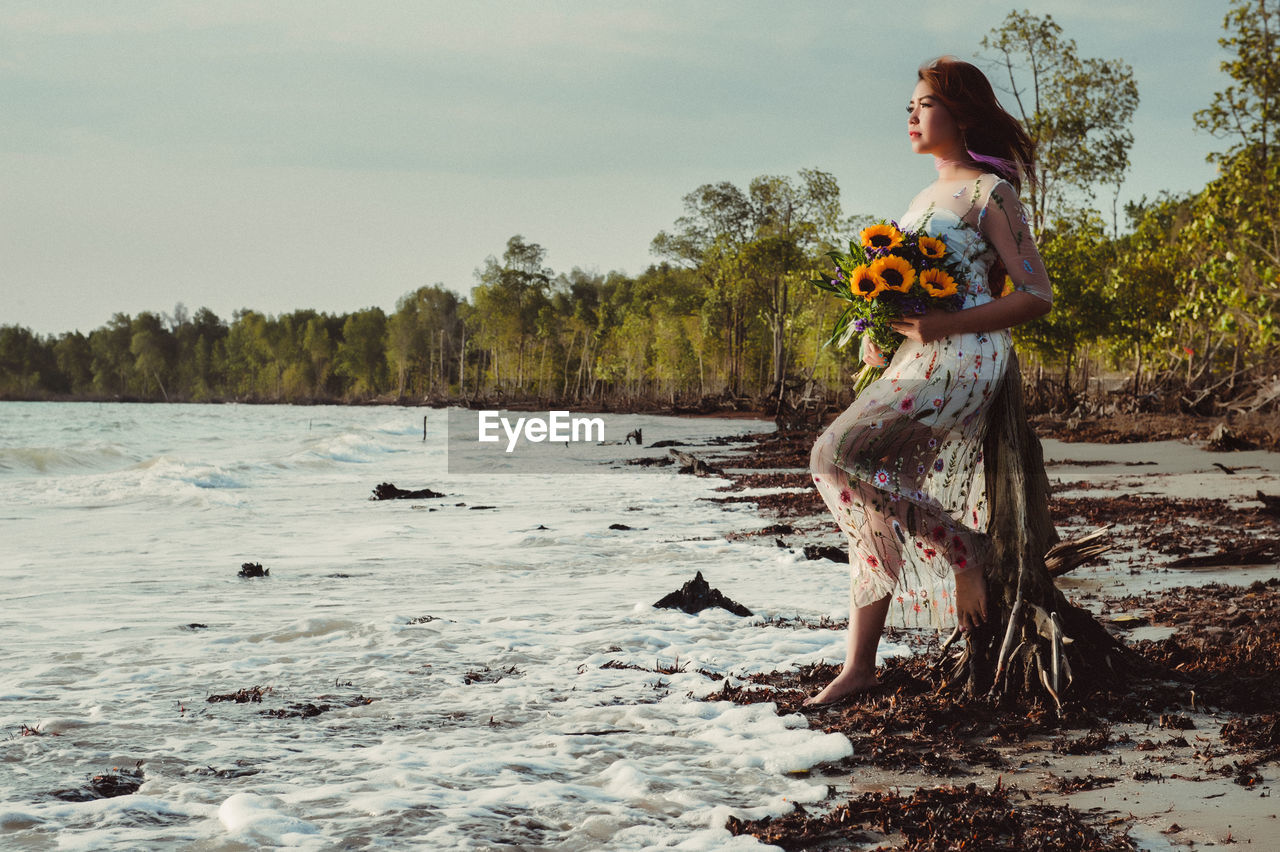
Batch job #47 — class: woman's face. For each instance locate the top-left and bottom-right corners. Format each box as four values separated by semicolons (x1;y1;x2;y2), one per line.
907;80;962;156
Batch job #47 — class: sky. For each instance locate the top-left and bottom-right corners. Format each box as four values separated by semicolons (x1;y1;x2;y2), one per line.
2;1;1231;336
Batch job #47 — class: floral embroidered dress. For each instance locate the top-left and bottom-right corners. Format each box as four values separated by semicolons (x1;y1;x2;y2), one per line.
809;173;1053;629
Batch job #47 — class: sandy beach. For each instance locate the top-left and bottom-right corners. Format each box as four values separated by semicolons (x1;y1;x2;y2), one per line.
688;424;1280;850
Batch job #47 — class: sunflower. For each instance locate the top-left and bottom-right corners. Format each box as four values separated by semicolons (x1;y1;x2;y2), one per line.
917;235;947;260
869;255;915;292
849;265;883;300
919;268;958;297
860;223;904;251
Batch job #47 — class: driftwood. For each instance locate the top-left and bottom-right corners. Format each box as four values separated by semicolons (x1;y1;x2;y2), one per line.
1257;491;1280;516
1206;422;1256;452
669;449;723;476
1044;526;1115;578
1166;542;1279;569
1227;375;1280;413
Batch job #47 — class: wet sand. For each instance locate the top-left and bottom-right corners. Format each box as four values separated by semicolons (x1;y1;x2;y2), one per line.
689;423;1280;850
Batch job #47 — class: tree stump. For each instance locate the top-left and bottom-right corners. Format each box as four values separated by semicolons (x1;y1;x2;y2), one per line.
941;354;1150;712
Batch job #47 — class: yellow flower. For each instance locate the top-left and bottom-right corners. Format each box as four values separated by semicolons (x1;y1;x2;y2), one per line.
870;255;915;293
861;223;904;251
849;265;883;300
919;268;959;298
917;236;947;260
999;275;1015;298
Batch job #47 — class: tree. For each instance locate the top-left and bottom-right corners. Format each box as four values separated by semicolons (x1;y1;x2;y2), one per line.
53;331;93;394
1105;195;1193;390
470;236;553;392
385;284;461;398
653;169;843;397
1187;0;1280;382
980;11;1139;234
89;313;136;397
0;325;57;396
130;312;177;400
1014;211;1114;389
940;355;1147;709
335;308;388;398
931;13;1149;709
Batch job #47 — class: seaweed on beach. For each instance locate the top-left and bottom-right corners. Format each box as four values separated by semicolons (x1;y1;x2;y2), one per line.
207;686;271;703
463;665;523;685
51;762;145;801
1116;578;1280;712
695;426;1279;848
725;781;1137;852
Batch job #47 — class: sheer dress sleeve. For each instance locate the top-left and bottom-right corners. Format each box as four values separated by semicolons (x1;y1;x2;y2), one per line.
978;179;1053;306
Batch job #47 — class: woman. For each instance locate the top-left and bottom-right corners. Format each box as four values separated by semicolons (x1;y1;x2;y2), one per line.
806;57;1053;706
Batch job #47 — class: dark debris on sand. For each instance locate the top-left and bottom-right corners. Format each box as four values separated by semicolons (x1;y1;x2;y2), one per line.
654;571;752;617
371;482;444;500
1113;578;1280;713
703;578;1280;850
688;426;1280;850
51;762;145;802
260;695;375;719
726;780;1137;852
207;686;271;703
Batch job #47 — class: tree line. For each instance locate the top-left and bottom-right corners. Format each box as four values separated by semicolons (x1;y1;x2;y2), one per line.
2;4;1276;415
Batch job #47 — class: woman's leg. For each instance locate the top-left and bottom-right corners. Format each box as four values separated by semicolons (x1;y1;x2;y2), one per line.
805;590;891;705
808;428;989;703
807;431;908;703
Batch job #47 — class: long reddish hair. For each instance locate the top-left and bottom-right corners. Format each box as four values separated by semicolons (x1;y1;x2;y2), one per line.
917;56;1036;195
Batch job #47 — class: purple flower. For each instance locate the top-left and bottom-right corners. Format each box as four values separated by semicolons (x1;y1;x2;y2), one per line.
853;318;871;333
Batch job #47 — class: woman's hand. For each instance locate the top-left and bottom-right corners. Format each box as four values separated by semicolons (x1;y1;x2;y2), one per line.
889;309;954;344
861;336;887;367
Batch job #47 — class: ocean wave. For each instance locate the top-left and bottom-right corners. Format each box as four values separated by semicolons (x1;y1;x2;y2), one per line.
0;443;132;476
8;455;248;509
292;431;406;465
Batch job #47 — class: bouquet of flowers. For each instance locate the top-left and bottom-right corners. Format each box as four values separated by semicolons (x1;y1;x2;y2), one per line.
812;221;968;360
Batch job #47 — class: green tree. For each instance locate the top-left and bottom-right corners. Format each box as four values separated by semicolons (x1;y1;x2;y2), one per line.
0;325;57;396
53;331;93;394
174;307;229;401
1185;0;1280;380
130;312;177;400
653;169;843;396
1015;211;1114;388
335;308;388;397
302;316;336;398
470;236;553;392
980;11;1139;233
89;313;136;396
387;284;462;398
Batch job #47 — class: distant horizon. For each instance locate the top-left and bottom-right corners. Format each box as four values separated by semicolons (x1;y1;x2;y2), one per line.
4;1;1225;336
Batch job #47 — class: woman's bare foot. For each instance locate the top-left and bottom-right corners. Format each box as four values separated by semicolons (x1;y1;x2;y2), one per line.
803;668;879;706
954;570;989;632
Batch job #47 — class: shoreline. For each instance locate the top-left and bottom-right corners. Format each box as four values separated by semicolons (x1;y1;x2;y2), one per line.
5;396;1277;452
690;427;1280;850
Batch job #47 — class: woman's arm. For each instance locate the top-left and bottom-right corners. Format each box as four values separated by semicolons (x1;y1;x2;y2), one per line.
890;290;1049;342
893;179;1051;344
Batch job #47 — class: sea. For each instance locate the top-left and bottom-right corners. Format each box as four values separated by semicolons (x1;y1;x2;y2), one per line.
0;402;872;851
